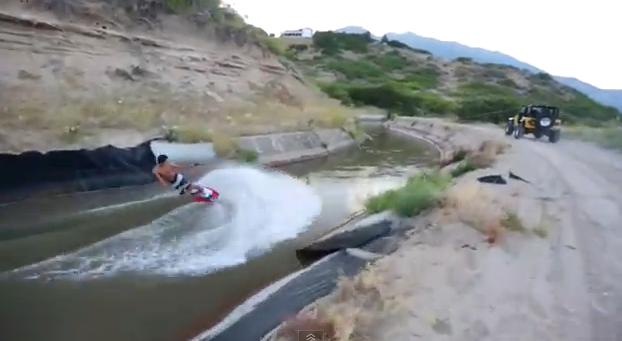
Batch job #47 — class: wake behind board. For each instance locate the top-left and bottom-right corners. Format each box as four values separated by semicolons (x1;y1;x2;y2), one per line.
192;185;220;203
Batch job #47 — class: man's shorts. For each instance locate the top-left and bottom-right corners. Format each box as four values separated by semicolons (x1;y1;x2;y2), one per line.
170;173;190;195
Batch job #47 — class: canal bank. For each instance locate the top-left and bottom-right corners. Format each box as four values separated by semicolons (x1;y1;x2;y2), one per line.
0;126;439;341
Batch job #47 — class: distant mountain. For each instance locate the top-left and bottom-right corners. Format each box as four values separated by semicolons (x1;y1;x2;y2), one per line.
553;76;622;111
336;26;622;111
336;26;381;40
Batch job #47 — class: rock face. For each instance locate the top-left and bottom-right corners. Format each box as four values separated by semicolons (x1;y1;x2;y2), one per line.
0;3;317;153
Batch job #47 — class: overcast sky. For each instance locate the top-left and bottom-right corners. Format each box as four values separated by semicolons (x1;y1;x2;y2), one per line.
227;0;621;90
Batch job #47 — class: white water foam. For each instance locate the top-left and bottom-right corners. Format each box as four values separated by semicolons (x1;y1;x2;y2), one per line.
7;164;322;279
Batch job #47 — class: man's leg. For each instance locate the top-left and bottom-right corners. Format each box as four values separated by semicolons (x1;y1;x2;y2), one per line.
187;183;205;195
176;175;192;195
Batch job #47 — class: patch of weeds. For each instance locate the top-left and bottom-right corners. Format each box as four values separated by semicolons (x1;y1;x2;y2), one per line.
501;210;526;232
451;148;469;162
259;36;286;55
365;169;452;217
441;181;503;236
237;148;259;163
273;266;393;341
448;140;507;177
210;132;239;157
564;126;622;150
450;158;477;177
310;106;351;128
167;125;213;143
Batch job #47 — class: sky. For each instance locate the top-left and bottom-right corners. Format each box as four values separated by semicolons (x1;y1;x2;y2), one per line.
227;0;621;90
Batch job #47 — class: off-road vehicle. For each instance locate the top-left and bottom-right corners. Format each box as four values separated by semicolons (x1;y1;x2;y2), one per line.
505;104;561;143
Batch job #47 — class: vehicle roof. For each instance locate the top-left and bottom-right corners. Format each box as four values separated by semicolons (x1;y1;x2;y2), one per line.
525;104;559;109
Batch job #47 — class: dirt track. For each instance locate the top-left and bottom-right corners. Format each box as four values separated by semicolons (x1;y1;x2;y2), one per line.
370;121;622;341
524;136;622;340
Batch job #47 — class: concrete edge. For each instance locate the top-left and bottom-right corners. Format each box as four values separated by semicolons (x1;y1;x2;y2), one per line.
385;123;450;160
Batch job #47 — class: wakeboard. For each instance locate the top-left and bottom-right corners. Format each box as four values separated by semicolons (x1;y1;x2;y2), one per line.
192;185;220;203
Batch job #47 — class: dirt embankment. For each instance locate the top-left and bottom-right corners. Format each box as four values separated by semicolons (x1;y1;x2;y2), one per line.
272;118;622;341
0;1;350;153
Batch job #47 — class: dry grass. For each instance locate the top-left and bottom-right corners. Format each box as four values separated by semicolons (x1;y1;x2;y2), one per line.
471;139;508;166
0;81;360;151
564;125;622;151
439;179;532;244
439;181;527;244
501;210;526;232
166;127;257;160
273;267;395;341
445;139;509;177
167;125;213;143
440;181;502;233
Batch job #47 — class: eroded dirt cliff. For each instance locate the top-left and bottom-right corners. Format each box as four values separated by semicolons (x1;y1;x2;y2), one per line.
0;0;339;153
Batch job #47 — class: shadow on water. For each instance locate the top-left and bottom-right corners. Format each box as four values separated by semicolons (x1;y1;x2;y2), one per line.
0;127;439;341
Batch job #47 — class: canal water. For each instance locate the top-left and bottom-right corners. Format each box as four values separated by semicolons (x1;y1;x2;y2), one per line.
0;128;438;341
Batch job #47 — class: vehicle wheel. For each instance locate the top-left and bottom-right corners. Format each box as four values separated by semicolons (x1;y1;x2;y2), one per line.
505;122;514;135
548;129;561;143
534;131;543;139
513;124;524;139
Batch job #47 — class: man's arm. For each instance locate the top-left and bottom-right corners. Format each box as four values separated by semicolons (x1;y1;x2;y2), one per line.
170;161;197;169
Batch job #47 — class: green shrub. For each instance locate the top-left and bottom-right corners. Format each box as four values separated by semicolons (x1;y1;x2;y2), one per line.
259;36;284;55
318;81;353;105
346;84;421;114
480;68;507;79
237;148;259;163
455;57;473;63
457;81;517;98
365;169;451;217
534;72;554;83
415;92;457;115
324;59;384;80
403;67;440;89
319;80;454;116
450;158;478;177
164;0;221;13
312;31;373;55
498;78;519;88
456;96;521;123
364;51;410;71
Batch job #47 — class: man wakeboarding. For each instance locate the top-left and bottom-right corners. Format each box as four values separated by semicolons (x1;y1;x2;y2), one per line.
152;154;204;196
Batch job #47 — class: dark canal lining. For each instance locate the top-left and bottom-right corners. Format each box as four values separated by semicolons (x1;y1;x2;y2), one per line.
0;127;438;341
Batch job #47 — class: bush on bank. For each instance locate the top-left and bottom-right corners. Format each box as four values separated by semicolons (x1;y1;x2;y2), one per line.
365;169;452;217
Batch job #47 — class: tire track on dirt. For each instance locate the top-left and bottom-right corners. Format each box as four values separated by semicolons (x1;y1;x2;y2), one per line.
520;138;622;340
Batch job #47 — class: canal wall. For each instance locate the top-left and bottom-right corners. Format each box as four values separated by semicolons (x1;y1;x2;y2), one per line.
0;128;356;204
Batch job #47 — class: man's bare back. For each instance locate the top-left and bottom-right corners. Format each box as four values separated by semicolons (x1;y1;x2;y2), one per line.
153;154;199;195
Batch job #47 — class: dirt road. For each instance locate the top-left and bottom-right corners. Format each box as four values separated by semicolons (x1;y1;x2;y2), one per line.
525;137;622;340
370;122;622;341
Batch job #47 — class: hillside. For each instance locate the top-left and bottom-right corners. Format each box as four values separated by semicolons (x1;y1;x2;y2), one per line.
338;26;622;111
281;31;620;124
0;0;351;153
